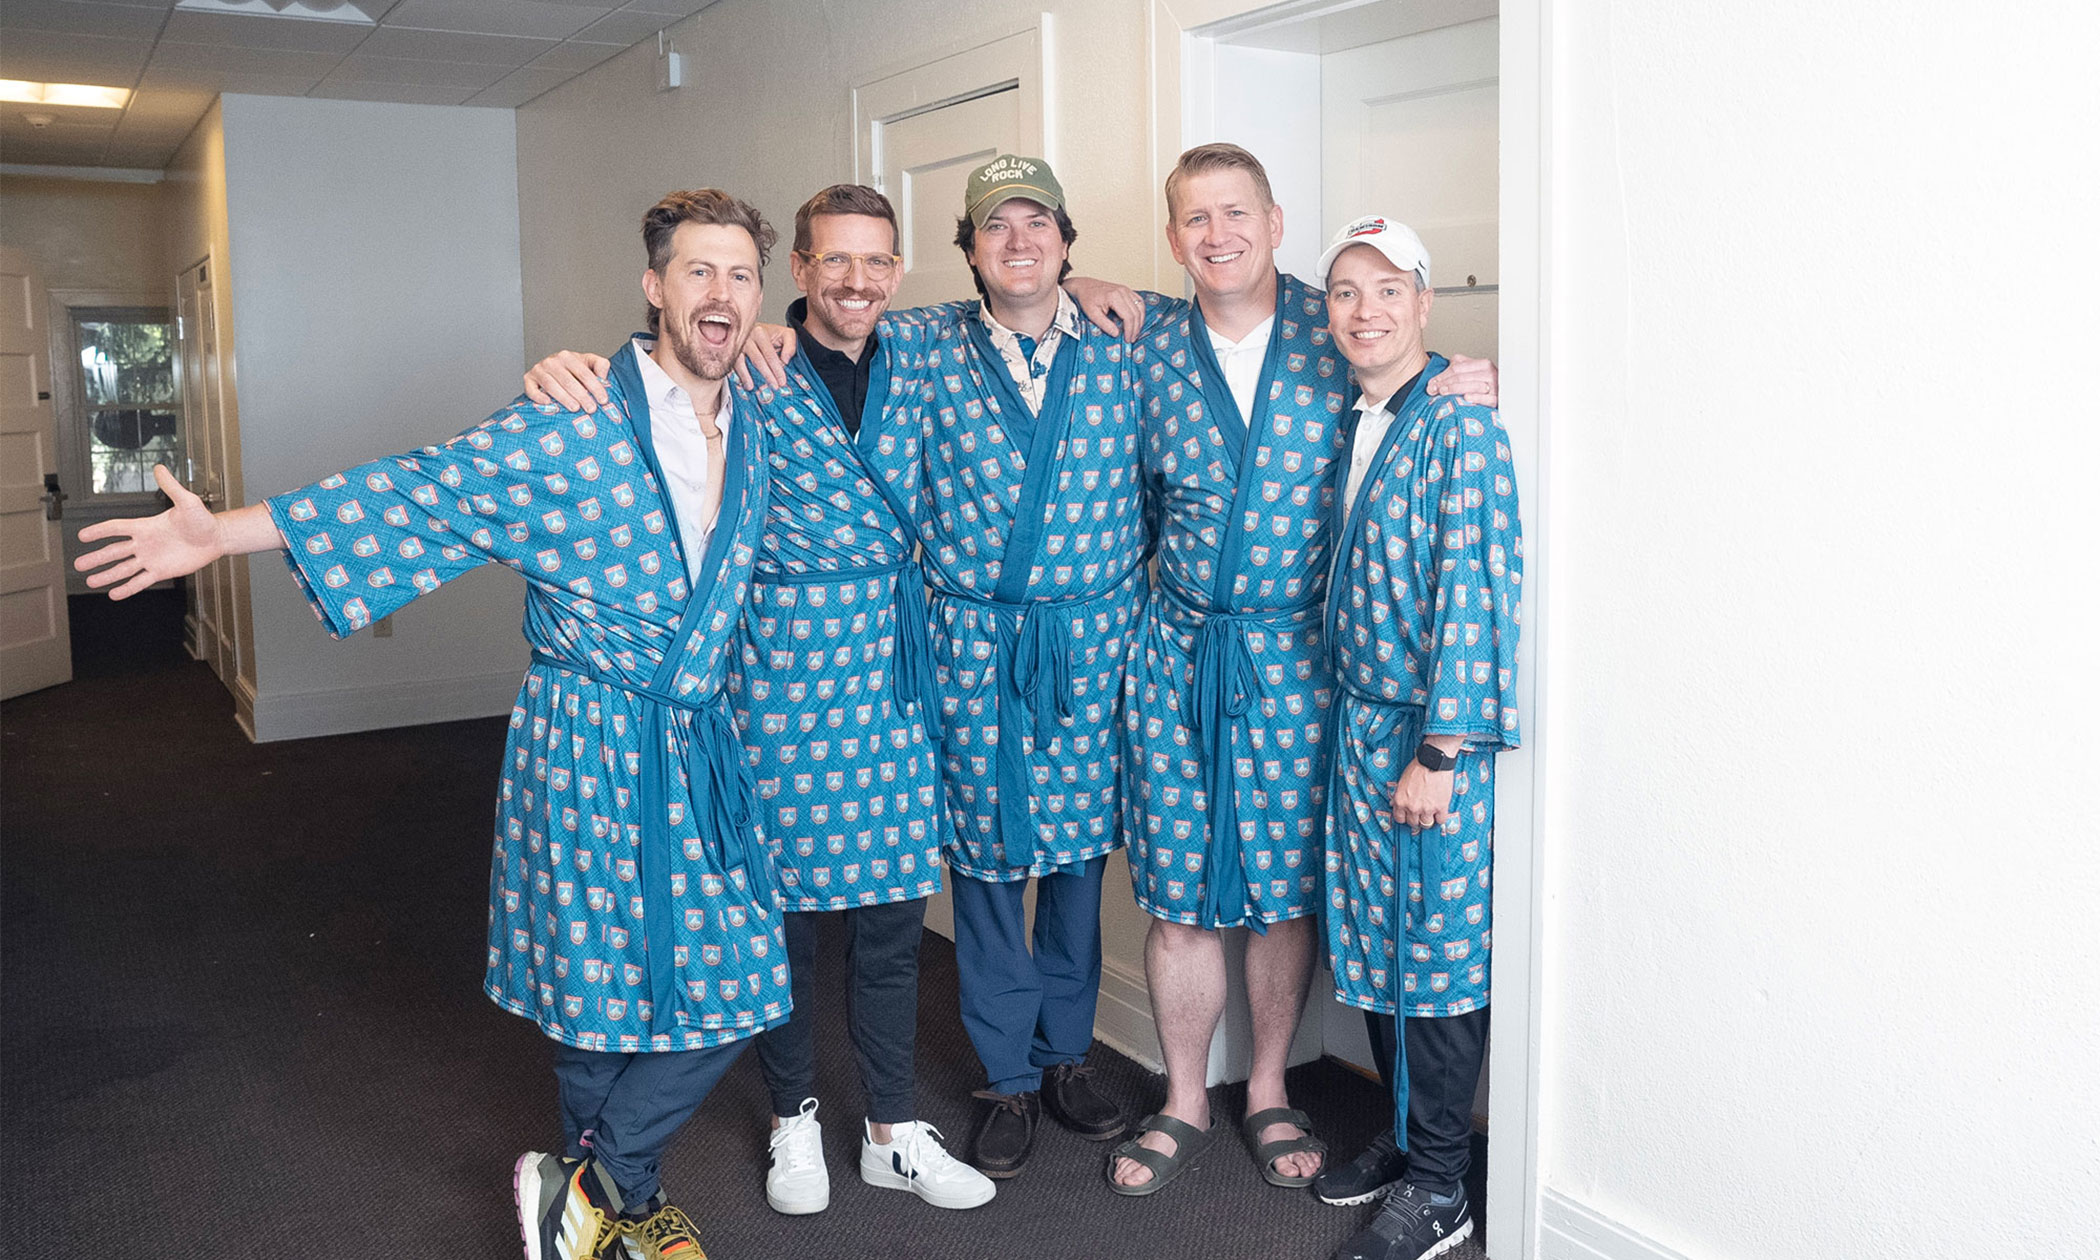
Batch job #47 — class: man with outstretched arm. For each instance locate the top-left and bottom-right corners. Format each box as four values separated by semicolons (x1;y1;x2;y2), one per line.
78;190;787;1260
1316;216;1522;1260
1089;143;1498;1201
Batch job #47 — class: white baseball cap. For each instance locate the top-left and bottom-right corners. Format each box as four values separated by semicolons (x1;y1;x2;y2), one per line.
1316;215;1431;289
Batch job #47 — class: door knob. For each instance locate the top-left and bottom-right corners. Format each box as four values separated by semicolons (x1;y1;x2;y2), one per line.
40;473;67;521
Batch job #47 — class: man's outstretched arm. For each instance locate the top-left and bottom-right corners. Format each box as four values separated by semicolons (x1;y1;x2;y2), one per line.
75;465;280;600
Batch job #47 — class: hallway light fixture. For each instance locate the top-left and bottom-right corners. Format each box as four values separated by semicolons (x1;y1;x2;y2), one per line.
0;80;132;110
173;0;379;24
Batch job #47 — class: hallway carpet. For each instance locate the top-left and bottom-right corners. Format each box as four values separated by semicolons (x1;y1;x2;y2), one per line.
2;590;1488;1259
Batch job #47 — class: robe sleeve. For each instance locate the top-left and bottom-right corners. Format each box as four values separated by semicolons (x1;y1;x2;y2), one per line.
1420;402;1525;750
265;398;616;637
878;300;972;345
1135;290;1191;340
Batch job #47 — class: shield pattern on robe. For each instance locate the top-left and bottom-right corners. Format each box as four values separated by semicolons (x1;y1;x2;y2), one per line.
1321;358;1523;1018
728;328;949;911
267;341;786;1051
1123;274;1348;929
888;303;1150;881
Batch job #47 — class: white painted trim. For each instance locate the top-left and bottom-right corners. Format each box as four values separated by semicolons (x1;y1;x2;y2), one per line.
1092;953;1165;1072
0;164;162;184
245;668;519;743
1540;1191;1692;1260
851;25;1049;189
1148;2;1551;1254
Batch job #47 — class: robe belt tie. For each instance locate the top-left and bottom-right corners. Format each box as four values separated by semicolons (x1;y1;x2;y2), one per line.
530;652;770;1034
948;587;1095;865
754;560;938;722
1162;587;1325;933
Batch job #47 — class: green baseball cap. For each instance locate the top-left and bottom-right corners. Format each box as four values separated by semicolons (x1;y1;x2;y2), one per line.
964;154;1065;228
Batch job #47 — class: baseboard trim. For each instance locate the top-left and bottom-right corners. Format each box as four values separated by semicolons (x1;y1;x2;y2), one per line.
1540;1189;1690;1260
1092;955;1162;1073
246;669;520;742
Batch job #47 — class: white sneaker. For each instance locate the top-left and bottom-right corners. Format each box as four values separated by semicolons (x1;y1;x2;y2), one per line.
859;1118;997;1210
766;1097;830;1215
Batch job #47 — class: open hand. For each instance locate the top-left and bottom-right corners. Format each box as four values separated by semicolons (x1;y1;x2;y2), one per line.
523;351;613;413
74;465;226;600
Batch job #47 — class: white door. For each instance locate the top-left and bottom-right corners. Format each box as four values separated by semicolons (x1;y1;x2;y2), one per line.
1322;16;1500;362
174;258;241;686
877;87;1023;312
0;246;75;700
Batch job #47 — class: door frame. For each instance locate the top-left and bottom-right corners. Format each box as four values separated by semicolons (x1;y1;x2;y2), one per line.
1149;2;1552;1255
851;24;1052;188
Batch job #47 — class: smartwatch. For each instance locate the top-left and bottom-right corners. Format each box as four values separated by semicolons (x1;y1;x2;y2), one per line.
1414;741;1458;772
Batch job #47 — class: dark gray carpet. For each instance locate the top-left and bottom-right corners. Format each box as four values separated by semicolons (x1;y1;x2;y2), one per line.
1;590;1488;1259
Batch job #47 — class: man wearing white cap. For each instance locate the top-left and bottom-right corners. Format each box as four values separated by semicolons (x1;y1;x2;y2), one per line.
1316;215;1522;1260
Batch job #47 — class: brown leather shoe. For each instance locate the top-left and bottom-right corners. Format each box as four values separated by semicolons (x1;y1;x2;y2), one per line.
1041;1061;1126;1140
968;1089;1041;1179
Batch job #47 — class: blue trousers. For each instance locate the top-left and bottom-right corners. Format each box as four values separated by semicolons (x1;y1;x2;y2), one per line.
550;1039;745;1205
950;855;1107;1094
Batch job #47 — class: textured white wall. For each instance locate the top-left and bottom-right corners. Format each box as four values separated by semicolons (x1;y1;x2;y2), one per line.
1536;2;2100;1256
217;94;531;739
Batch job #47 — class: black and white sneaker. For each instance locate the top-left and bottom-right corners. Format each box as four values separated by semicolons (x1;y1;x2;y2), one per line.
1327;1181;1473;1260
1315;1128;1407;1206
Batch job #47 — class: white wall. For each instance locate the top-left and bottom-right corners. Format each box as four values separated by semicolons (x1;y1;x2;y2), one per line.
1534;3;2100;1258
216;94;531;741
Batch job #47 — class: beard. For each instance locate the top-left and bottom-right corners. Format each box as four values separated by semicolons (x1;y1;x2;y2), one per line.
662;304;743;381
811;283;884;344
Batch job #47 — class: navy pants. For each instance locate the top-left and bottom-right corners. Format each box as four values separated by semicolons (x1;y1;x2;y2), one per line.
950;855;1107;1094
1364;1006;1490;1195
551;1039;745;1205
752;897;928;1123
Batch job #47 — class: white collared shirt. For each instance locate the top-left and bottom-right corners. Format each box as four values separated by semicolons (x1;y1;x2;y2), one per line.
978;290;1083;415
1207;314;1274;422
1344;390;1399;518
632;338;731;582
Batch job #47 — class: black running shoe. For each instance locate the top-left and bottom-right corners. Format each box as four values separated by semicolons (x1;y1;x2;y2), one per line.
1315;1128;1407;1206
1328;1181;1474;1260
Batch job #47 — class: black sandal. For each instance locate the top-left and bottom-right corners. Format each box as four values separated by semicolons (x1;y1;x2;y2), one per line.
1241;1106;1328;1188
1105;1113;1215;1197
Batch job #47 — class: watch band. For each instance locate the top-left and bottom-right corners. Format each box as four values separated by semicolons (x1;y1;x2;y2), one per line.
1414;740;1458;772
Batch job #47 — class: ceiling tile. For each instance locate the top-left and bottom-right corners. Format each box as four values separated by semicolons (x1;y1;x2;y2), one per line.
159;9;374;52
351;27;555;65
570;7;675;47
108;84;216;123
462;64;572;108
528;40;624;72
620;0;720;17
144;41;343;78
380;0;610;41
306;80;476;106
321;53;508;88
0;0;169;38
0;30;155;85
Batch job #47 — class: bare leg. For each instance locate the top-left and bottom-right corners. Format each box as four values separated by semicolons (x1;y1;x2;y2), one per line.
1110;918;1224;1187
1243;915;1322;1179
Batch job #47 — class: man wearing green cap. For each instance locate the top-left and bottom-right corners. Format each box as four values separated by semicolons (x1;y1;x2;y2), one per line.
865;153;1146;1179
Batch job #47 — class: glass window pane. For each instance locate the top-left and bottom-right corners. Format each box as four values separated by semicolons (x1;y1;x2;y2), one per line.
77;320;177;406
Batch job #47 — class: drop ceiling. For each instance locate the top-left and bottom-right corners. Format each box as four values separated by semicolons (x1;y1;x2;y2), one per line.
0;0;718;171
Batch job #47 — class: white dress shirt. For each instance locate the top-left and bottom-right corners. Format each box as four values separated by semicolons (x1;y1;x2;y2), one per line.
632;338;730;582
1343;390;1399;519
1207;314;1274;422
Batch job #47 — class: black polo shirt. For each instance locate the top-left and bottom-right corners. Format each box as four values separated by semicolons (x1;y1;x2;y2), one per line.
785;297;874;436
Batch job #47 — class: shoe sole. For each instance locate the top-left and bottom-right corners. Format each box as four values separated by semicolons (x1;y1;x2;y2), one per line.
765;1188;831;1216
1316;1181;1400;1207
1411;1217;1475;1260
513;1153;550;1260
860;1160;997;1209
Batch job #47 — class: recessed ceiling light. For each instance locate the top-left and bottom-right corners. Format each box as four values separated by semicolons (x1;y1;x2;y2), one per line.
0;80;132;110
173;0;379;24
